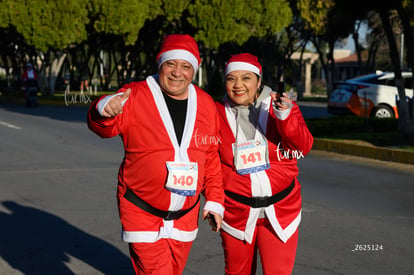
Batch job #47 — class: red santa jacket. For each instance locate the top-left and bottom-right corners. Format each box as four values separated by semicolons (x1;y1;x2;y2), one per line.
88;76;224;243
22;69;38;81
22;69;38;89
216;89;313;243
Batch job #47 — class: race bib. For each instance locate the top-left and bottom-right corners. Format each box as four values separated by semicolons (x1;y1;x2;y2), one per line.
233;139;270;175
165;161;198;196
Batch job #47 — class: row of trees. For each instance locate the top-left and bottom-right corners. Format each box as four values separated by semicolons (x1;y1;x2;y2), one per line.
1;0;414;136
0;0;293;94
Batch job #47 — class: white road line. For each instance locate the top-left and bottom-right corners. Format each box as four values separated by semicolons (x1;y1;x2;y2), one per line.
0;120;22;130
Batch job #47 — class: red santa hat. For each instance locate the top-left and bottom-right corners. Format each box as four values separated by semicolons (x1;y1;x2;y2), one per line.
157;34;201;72
225;53;262;76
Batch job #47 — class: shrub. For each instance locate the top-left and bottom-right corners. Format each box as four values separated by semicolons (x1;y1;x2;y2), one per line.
306;116;398;136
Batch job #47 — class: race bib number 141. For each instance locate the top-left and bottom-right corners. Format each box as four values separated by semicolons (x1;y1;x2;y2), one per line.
233;139;270;175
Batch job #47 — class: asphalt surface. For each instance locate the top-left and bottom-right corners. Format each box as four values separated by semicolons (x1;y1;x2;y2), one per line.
0;102;413;275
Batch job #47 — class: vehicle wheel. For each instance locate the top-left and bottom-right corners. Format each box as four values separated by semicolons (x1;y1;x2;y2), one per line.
371;105;394;118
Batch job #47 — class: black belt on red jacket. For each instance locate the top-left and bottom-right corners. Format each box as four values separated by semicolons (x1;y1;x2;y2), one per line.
124;187;200;220
225;179;295;208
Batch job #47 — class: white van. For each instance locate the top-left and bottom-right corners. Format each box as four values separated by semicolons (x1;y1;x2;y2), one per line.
328;71;414;118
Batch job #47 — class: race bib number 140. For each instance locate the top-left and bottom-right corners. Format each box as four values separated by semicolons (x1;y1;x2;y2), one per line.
165;161;198;196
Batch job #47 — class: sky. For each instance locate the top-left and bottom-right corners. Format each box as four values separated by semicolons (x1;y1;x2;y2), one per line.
338;22;369;53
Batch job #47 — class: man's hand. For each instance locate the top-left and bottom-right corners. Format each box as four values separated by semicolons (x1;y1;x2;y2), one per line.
202;210;222;232
102;88;131;117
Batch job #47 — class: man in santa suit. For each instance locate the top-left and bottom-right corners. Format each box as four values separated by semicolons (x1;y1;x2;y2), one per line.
87;34;225;275
216;53;313;274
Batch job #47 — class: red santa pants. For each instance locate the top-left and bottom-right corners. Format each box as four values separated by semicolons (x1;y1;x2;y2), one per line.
128;238;193;275
221;218;298;275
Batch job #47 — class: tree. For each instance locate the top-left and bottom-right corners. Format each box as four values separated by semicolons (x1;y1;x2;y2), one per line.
90;0;152;46
339;0;414;137
296;0;360;95
187;0;293;91
6;0;88;51
393;1;414;136
0;0;90;94
188;0;292;48
1;0;296;94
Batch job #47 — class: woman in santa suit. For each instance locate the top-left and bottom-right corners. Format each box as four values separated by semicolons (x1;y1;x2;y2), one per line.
87;34;225;275
216;53;313;275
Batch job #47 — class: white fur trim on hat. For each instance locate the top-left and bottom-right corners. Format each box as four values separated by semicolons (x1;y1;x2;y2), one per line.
158;49;199;72
225;61;261;76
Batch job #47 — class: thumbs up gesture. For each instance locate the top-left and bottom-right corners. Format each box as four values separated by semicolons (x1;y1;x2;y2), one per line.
102;88;131;117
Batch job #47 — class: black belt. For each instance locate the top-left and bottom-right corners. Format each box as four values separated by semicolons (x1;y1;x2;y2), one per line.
225;179;295;208
124;188;200;220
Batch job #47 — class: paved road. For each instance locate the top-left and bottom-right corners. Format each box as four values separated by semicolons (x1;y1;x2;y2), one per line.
0;103;413;275
296;101;331;119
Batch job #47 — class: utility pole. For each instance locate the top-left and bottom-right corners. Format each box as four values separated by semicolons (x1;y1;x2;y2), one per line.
400;33;404;70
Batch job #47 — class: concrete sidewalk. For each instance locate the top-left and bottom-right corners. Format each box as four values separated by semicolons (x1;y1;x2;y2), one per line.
313;138;414;166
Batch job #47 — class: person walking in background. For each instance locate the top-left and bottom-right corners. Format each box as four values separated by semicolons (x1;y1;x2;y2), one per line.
80;65;89;94
87;34;224;275
216;53;313;274
22;62;38;107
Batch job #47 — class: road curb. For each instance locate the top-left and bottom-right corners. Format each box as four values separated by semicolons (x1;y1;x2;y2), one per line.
313;138;414;165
